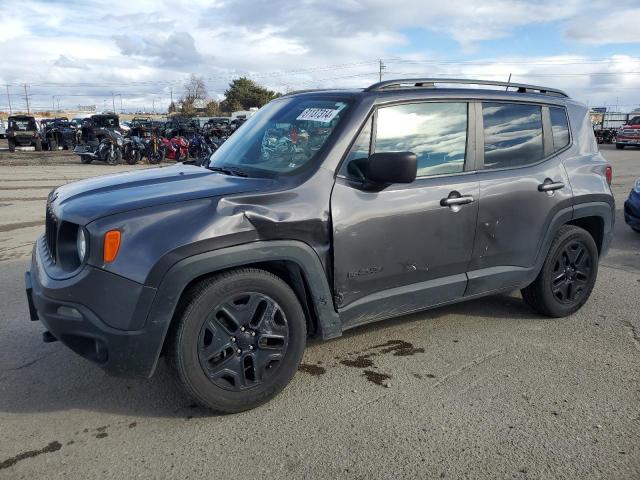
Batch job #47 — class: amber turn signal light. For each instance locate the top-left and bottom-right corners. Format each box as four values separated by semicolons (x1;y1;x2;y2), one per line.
103;230;121;263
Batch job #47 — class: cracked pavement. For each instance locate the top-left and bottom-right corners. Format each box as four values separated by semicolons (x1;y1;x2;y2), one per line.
0;145;638;479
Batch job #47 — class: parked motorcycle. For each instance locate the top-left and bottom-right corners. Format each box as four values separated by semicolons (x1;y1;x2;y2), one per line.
145;135;166;165
123;135;146;165
162;136;189;161
594;128;616;144
74;129;124;165
188;133;214;165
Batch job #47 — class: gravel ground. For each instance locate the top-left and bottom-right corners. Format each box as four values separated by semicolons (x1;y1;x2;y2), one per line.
0;143;638;479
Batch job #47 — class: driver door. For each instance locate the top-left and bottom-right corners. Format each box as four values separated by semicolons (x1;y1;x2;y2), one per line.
331;101;479;327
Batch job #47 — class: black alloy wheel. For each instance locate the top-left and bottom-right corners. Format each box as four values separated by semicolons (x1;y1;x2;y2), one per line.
168;268;306;413
522;225;599;317
549;239;593;304
198;292;289;391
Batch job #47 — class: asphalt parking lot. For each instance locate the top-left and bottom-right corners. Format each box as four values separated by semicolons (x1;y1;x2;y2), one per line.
0;143;638;479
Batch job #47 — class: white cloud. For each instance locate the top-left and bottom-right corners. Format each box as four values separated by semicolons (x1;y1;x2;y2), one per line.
566;9;640;44
0;0;638;112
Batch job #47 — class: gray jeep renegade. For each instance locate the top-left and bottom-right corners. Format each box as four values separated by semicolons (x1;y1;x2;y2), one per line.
25;78;614;413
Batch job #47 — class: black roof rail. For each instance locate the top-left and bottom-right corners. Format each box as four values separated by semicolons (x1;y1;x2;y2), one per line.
365;78;569;98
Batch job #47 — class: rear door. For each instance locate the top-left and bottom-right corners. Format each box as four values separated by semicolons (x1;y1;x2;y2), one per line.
466;102;574;295
331;100;480;326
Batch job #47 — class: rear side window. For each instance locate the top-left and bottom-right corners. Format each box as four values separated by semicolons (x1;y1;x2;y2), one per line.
374;102;468;177
550;106;570;151
483;103;544;169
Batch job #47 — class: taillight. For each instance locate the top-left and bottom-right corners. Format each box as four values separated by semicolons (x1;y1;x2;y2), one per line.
605;166;612;186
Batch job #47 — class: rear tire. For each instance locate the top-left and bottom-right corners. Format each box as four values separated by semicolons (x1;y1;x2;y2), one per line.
167;268;307;413
8;138;15;152
35;139;42;151
80;154;93;164
616;144;624;150
48;137;58;151
522;225;598;317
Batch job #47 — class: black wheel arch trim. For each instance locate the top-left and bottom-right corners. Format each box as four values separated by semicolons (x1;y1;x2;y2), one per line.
143;240;341;378
533;200;613;281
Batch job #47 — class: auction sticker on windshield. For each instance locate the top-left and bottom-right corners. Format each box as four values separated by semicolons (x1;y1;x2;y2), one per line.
296;108;341;123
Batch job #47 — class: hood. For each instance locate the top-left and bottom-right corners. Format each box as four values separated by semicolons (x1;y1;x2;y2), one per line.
50;163;274;225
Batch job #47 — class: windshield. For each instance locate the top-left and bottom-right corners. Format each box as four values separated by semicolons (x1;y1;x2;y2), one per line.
9;119;37;131
93;116;119;128
208;96;352;177
628;116;640;125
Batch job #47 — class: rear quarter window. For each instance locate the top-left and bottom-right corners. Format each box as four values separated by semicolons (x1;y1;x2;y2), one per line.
482;103;544;169
550;106;570;151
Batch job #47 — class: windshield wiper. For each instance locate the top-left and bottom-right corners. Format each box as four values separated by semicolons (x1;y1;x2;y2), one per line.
206;165;250;177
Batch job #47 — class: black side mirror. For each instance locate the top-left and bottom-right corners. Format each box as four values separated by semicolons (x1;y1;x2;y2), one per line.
366;151;417;184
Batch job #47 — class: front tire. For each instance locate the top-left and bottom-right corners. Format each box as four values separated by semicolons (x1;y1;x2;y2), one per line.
522;225;598;317
105;147;122;165
168;268;307;413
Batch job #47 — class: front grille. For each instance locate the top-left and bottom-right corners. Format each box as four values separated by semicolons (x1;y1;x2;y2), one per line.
45;203;58;263
621;129;640;137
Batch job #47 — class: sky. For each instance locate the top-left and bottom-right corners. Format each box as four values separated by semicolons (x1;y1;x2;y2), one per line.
1;0;639;113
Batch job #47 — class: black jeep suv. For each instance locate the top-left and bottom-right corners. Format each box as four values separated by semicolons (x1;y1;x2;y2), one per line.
6;115;43;151
26;79;615;413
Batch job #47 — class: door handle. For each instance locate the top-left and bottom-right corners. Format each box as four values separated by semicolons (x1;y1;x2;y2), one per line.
440;193;475;207
538;179;565;192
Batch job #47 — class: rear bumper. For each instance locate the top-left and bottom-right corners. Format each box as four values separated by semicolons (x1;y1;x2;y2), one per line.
624;190;640;230
26;239;162;378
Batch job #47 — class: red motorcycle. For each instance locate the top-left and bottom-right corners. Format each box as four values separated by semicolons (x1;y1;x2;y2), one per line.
161;136;189;161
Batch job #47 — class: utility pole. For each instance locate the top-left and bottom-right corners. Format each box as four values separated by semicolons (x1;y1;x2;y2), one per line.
379;60;386;82
152;98;155;114
23;84;30;114
52;95;56;111
6;85;12;114
112;92;116;112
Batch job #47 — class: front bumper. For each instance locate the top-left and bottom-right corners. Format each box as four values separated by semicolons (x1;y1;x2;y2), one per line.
624;190;640;230
26;238;162;378
617;138;640;146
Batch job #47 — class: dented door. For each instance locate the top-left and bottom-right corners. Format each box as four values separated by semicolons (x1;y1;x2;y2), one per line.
331;175;479;313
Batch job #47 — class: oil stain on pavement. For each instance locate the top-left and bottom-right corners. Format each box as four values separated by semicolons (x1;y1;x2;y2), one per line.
298;339;427;387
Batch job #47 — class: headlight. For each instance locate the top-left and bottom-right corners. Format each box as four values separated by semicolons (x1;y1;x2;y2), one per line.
635;178;640;193
116;136;123;146
76;227;87;263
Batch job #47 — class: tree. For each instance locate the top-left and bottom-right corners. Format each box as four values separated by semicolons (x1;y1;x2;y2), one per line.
168;101;177;114
222;77;280;112
179;74;207;115
182;74;207;104
204;100;221;116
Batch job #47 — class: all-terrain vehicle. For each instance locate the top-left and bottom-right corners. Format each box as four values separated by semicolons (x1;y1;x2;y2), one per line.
26;78;614;413
41;117;77;151
73;113;123;164
6;115;43;152
163;118;199;139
